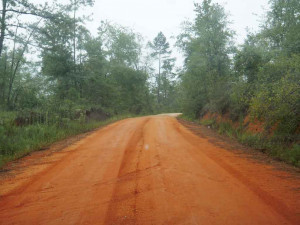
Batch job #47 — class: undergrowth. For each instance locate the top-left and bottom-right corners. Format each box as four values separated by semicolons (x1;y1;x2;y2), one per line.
0;114;133;168
179;115;300;167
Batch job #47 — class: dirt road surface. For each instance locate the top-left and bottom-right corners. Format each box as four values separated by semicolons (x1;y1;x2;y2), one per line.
0;115;299;225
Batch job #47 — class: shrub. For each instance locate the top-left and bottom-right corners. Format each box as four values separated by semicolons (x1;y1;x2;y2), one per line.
250;55;300;141
0;115;132;168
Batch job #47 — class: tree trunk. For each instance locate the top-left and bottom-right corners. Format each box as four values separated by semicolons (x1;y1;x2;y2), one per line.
0;0;7;58
7;20;39;108
73;0;77;65
157;53;161;104
1;53;7;103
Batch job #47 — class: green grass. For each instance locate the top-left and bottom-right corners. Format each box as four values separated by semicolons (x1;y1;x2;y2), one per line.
200;119;216;127
185;117;300;167
177;114;197;122
0;114;134;168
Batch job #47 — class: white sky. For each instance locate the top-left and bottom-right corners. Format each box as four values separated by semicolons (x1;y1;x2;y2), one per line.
83;0;269;43
30;0;270;66
80;0;270;66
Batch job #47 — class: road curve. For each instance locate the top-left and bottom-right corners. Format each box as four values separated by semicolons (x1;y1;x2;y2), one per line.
0;115;299;225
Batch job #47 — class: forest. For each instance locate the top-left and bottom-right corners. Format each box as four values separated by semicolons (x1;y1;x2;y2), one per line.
0;0;299;166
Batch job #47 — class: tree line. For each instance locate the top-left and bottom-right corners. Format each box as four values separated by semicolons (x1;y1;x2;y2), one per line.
0;0;178;124
177;0;299;144
0;0;299;144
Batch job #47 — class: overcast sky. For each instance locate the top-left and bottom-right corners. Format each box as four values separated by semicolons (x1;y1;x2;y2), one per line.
78;0;270;66
33;0;270;65
83;0;269;43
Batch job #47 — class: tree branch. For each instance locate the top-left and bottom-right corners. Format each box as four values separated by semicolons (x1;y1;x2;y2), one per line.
3;9;53;19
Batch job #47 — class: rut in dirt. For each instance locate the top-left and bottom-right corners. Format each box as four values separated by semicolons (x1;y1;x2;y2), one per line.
0;115;299;225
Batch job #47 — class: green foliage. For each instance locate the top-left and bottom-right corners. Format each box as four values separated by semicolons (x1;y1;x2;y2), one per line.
177;0;300;167
0;0;299;168
177;114;198;122
200;119;216;127
0;12;154;166
263;0;300;55
0;111;17;125
229;80;251;120
237;132;265;150
0;1;162;168
276;144;300;167
0;114;133;168
250;55;300;140
234;34;268;83
148;32;177;112
177;0;234;117
148;32;171;58
191;117;299;166
110;66;152;114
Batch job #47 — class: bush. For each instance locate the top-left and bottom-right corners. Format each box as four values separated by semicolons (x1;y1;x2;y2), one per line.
184;114;300;167
250;55;300;141
200;119;216;127
0;115;133;168
284;144;300;167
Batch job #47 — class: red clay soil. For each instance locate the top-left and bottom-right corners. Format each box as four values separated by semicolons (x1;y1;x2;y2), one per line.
243;115;265;134
0;115;299;225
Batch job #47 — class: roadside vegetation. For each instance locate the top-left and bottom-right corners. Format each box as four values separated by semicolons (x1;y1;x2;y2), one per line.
180;114;299;167
0;112;134;167
0;0;299;167
176;0;299;166
0;0;179;167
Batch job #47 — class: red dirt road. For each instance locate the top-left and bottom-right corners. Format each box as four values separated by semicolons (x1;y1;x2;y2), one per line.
0;115;299;225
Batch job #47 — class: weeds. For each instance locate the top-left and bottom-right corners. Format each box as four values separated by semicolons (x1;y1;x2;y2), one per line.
200;119;215;127
0;114;133;168
178;114;197;122
190;117;300;167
